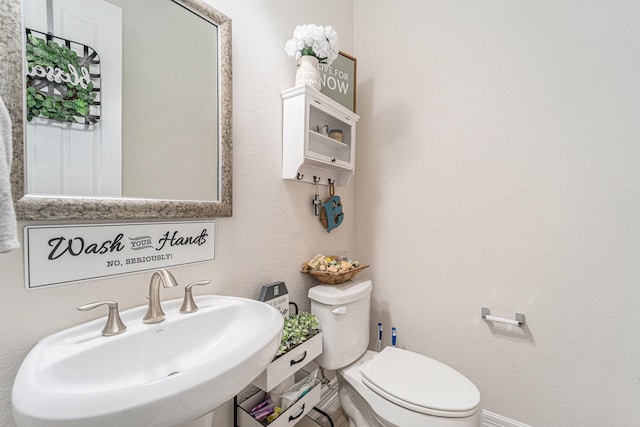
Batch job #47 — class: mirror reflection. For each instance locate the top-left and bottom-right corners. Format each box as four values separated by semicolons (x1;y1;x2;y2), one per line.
23;0;219;201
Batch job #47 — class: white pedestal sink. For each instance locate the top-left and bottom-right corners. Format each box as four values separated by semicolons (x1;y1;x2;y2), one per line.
12;295;283;427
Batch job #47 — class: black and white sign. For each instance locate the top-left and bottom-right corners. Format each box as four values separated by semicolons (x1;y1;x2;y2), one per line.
24;221;215;289
258;281;290;317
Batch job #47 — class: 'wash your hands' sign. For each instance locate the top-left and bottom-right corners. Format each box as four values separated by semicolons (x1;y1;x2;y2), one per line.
24;222;215;289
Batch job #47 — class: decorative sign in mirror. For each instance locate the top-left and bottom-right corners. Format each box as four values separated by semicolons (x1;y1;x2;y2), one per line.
25;29;102;125
0;0;232;220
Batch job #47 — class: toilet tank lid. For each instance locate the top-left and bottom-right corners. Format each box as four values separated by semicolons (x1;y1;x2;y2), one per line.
308;277;372;305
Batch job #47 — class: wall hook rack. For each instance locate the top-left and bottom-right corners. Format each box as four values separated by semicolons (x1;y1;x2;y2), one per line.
481;307;526;327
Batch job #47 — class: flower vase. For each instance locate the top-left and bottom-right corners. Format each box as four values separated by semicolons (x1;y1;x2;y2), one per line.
295;55;322;90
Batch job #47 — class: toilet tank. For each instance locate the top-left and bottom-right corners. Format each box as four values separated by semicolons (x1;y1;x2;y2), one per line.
308;278;372;370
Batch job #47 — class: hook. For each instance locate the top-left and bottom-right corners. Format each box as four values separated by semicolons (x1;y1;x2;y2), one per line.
327;179;335;186
296;173;304;180
313;176;321;184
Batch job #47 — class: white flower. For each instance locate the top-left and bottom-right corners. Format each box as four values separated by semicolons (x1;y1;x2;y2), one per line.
284;39;300;60
284;24;340;65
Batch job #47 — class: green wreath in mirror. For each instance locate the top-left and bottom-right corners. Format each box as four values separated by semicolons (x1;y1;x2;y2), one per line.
25;33;97;124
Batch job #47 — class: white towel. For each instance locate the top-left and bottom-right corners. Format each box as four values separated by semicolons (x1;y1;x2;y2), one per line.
0;95;19;253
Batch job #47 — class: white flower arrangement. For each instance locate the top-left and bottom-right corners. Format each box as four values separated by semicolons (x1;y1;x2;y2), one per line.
284;24;339;65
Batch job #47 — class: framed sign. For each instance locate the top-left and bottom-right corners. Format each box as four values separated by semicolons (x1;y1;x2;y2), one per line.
258;281;290;317
319;51;357;112
24;221;215;289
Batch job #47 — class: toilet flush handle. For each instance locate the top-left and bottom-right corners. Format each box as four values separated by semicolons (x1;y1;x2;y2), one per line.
332;306;347;315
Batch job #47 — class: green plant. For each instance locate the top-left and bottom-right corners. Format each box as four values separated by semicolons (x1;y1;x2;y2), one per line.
276;312;319;357
25;33;97;123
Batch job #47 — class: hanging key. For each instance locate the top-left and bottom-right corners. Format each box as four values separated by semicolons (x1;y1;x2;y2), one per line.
312;177;322;216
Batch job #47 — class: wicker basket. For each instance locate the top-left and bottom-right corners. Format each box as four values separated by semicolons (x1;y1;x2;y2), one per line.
301;264;369;285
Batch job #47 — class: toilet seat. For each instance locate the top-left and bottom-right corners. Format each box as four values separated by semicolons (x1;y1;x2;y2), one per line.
360;347;481;418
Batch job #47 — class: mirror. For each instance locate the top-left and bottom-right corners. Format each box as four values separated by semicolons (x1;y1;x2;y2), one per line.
1;0;232;220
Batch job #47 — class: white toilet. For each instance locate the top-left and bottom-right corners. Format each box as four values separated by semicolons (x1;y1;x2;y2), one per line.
308;277;482;427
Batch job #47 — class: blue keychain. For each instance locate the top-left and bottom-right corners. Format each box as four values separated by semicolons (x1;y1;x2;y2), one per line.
320;181;344;232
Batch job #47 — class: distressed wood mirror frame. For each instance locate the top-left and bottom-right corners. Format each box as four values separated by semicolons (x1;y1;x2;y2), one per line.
0;0;232;220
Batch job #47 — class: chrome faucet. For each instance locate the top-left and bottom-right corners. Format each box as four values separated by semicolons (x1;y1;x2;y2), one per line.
179;280;211;313
143;269;179;324
77;300;127;336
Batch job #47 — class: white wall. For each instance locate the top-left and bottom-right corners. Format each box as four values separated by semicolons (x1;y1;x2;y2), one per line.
0;1;354;426
353;0;640;425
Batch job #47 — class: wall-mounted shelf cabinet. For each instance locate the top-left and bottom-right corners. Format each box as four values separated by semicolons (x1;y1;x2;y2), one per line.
282;85;360;186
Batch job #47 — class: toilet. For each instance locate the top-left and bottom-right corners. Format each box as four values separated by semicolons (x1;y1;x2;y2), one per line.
308;277;482;427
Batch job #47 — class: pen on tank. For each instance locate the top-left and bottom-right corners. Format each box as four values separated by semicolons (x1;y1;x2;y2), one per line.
377;322;382;352
391;327;397;347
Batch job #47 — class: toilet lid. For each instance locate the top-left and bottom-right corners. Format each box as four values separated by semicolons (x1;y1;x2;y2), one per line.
360;347;480;417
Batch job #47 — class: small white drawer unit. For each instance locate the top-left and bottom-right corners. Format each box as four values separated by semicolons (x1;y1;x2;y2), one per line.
238;378;321;427
282;85;359;186
252;331;323;392
237;332;323;426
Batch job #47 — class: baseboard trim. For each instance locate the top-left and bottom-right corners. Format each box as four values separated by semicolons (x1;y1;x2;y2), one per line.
483;410;531;427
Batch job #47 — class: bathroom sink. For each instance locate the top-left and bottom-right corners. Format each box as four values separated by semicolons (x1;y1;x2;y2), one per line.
12;295;283;427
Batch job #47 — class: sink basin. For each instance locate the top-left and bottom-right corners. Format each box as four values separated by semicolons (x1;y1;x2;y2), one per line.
12;295;283;427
